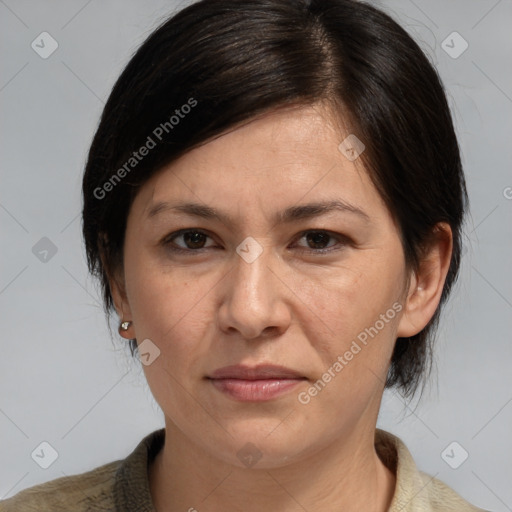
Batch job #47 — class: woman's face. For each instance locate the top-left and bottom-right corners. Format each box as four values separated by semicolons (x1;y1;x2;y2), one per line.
117;104;413;468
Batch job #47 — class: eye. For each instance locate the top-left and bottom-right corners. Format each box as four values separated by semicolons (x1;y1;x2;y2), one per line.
293;230;349;253
163;229;217;252
161;228;349;255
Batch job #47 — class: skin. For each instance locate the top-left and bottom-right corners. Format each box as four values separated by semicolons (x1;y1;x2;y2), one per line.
110;103;452;512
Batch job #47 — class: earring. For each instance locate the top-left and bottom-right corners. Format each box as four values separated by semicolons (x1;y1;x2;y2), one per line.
119;321;132;333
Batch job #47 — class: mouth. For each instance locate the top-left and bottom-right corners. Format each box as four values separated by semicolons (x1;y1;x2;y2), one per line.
206;364;307;402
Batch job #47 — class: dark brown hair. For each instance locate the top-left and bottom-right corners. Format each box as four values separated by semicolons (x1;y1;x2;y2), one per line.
82;0;467;399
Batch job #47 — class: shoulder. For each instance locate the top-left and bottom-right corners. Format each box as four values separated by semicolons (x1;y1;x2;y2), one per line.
0;429;165;512
0;460;120;512
417;471;490;512
375;429;491;512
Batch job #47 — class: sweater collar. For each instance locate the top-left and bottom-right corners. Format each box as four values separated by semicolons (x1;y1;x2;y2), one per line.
112;427;433;512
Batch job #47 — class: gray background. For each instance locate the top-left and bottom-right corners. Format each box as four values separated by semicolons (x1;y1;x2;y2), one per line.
1;0;511;510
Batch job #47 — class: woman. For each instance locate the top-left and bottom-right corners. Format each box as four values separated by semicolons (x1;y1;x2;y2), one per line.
1;0;490;510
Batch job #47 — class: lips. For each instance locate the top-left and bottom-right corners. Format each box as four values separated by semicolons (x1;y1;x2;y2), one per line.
209;364;305;380
207;365;306;402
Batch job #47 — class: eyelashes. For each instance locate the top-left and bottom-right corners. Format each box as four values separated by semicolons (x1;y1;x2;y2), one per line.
164;229;216;252
161;228;351;255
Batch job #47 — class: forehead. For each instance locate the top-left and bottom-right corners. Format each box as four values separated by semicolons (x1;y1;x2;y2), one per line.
131;104;387;222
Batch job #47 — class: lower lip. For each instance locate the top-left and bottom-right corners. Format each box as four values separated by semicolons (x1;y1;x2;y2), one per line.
209;378;305;402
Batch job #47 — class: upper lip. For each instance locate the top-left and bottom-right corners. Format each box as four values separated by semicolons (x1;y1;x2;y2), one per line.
208;364;305;380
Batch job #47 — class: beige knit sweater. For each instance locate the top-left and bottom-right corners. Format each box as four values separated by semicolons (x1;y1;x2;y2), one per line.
0;428;489;511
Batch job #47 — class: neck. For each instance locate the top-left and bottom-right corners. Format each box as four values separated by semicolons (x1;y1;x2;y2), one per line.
149;422;396;512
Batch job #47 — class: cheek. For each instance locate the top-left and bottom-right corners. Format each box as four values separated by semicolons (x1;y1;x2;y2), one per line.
291;256;406;406
296;270;401;411
123;249;213;354
293;257;404;340
124;260;216;406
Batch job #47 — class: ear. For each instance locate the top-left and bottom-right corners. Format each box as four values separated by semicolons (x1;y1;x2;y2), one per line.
397;223;453;338
99;238;135;340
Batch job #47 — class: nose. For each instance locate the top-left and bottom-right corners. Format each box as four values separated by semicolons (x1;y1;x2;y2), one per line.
217;249;291;340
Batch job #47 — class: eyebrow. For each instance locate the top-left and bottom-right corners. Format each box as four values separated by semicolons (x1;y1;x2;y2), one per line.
146;199;371;225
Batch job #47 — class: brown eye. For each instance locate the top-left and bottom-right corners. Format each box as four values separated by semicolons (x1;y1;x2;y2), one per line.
164;229;216;252
182;231;208;249
305;231;332;249
293;230;349;254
